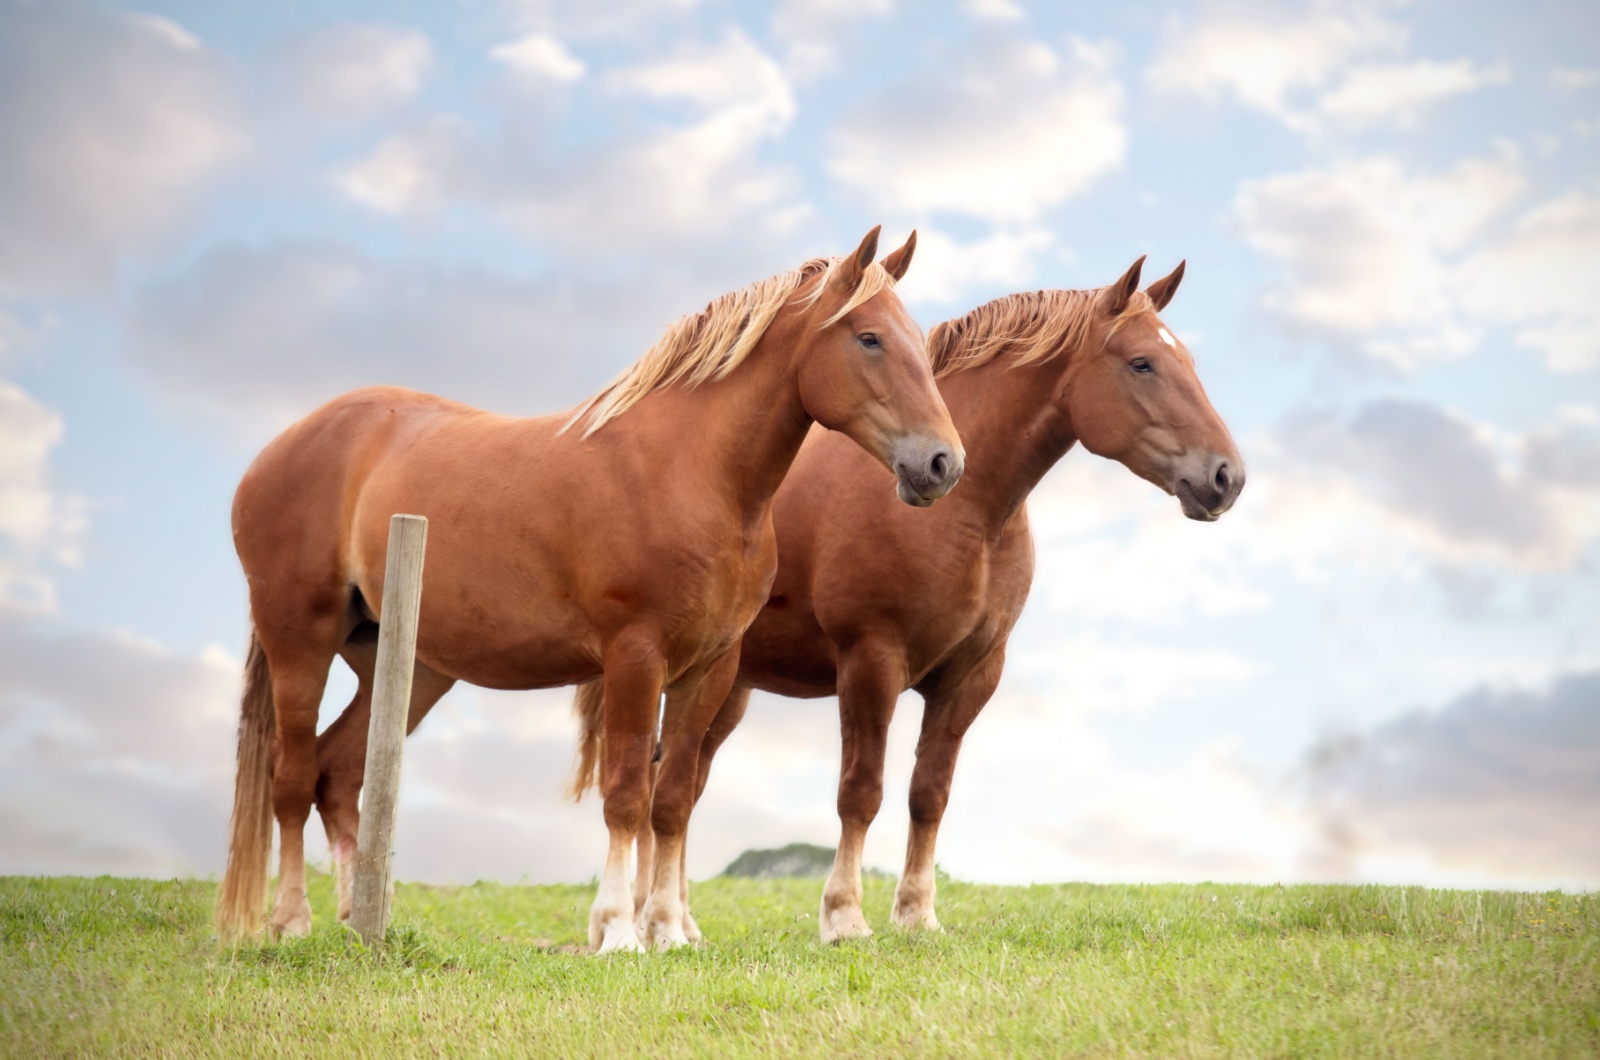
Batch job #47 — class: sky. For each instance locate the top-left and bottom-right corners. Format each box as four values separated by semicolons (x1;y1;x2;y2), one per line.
0;0;1596;893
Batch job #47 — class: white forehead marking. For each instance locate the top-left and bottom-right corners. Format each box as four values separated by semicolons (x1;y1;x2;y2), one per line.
1157;327;1178;348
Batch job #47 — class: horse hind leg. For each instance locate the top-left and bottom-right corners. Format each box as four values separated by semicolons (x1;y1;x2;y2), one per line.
316;624;455;923
257;630;342;939
631;752;657;927
315;631;375;924
893;649;1005;932
641;649;741;950
675;682;751;943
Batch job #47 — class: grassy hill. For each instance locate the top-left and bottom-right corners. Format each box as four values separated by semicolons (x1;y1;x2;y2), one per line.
2;873;1595;1057
720;842;836;878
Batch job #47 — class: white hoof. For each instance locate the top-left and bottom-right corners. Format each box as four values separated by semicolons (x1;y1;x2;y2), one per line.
651;924;690;951
591;896;643;954
891;903;941;932
595;923;645;955
269;908;312;940
819;901;873;944
643;899;690;950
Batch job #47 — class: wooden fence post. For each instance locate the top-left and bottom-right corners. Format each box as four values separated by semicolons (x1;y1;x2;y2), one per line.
349;514;428;947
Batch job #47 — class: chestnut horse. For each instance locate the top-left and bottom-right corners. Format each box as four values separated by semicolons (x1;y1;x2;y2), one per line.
215;228;964;952
575;256;1244;941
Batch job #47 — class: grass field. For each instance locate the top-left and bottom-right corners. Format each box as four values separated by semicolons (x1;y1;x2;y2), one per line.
2;872;1596;1057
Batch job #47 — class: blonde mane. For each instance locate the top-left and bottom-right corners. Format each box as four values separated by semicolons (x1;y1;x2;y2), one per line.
567;257;898;436
928;287;1153;378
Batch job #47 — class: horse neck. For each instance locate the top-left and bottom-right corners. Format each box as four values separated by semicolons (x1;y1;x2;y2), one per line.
936;350;1079;535
622;316;814;526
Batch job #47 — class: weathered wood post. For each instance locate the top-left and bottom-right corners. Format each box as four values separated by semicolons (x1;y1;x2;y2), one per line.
349;513;428;947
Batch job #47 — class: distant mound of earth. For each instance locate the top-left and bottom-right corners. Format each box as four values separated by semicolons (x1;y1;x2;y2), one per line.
720;842;836;878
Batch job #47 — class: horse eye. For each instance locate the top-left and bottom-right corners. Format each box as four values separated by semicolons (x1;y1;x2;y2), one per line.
1129;358;1153;373
858;333;881;349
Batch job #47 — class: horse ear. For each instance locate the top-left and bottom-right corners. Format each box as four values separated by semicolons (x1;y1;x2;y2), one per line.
832;225;882;293
1102;254;1146;317
880;229;917;282
1145;259;1185;312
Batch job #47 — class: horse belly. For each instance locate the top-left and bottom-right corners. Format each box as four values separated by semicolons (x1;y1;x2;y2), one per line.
737;605;837;698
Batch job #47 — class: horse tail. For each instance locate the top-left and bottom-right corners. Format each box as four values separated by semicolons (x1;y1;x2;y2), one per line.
565;678;606;801
215;629;275;943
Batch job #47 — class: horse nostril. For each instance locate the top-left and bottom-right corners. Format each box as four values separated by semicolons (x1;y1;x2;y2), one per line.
1214;462;1230;494
931;451;948;480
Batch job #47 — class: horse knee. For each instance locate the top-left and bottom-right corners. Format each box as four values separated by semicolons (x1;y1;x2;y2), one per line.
602;764;650;834
837;768;885;826
908;778;949;828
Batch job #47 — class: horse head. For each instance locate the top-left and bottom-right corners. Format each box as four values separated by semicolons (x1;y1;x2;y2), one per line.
1066;257;1244;521
795;227;964;507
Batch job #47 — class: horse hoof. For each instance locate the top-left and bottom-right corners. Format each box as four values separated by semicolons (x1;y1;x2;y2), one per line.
891;905;941;932
819;908;873;944
269;915;312;940
682;910;703;944
652;928;690;951
595;926;645;955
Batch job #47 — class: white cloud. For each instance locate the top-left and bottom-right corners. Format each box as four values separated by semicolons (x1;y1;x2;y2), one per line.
964;0;1025;20
770;0;893;80
1455;191;1600;373
1317;58;1511;129
0;616;240;877
125;242;687;439
1233;152;1520;369
902;226;1054;305
500;0;705;41
828;35;1126;224
491;33;586;83
1235;151;1600;372
1026;455;1273;626
334;116;464;215
0;381;85;609
0;2;246;295
608;27;793;117
1146;7;1402;124
1279;400;1600;571
1548;66;1600;93
1006;632;1264;715
1305;671;1600;884
1012;395;1600;647
337;29;806;254
279;23;433;119
1147;9;1506;135
1033;739;1311;883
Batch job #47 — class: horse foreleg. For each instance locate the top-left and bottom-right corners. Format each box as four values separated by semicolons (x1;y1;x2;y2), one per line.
315;681;371;924
821;638;906;944
894;648;1005;932
590;635;667;955
642;649;741;950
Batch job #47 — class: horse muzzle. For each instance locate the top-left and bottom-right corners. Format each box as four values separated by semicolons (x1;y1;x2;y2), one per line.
893;437;964;508
1175;454;1244;521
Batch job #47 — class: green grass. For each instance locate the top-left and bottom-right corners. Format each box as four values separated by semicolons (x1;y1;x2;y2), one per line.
1;873;1596;1057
